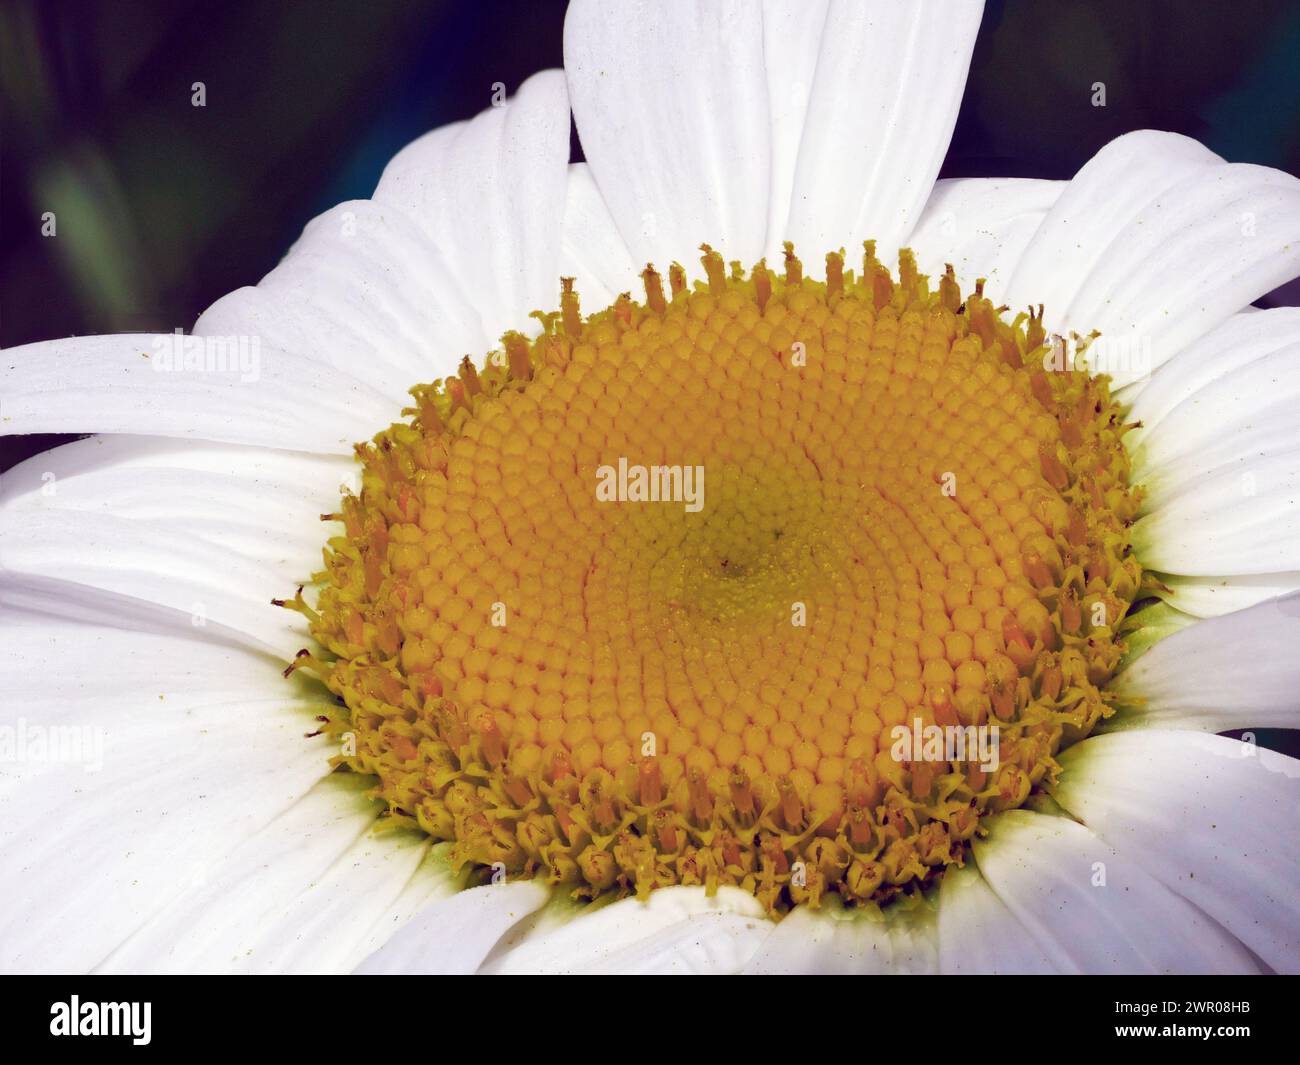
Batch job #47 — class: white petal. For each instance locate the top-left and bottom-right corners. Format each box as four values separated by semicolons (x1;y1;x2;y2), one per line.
219;820;435;974
784;0;984;266
0;334;388;453
1133;346;1300;504
742;895;937;974
0;436;354;657
905;177;1064;303
1126;307;1300;455
1130;328;1300;576
1109;593;1300;732
0;608;333;973
100;777;442;974
1006;131;1218;326
197;200;488;405
349;844;466;965
558;163;641;309
1055;731;1300;973
373;70;571;346
760;0;830;262
1005;131;1300;389
578;911;772;974
355;881;550;975
481;885;770;975
473;887;589;965
1156;570;1300;619
564;0;771;267
936;861;1058;974
1132;444;1300;576
973;810;1258;974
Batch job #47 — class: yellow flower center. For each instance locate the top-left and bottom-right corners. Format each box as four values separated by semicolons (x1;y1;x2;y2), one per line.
283;242;1143;913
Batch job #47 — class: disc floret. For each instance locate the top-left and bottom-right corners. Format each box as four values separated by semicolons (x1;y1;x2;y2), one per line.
283;241;1143;914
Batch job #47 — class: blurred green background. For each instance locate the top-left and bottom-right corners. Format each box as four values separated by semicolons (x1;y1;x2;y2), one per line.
1;0;571;356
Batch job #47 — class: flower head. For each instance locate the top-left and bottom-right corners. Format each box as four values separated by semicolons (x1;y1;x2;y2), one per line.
2;0;1299;975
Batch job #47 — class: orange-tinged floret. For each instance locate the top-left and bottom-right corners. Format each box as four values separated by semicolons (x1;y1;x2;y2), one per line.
284;244;1144;914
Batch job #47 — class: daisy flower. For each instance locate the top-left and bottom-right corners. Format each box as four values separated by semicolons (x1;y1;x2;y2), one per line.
3;0;1299;976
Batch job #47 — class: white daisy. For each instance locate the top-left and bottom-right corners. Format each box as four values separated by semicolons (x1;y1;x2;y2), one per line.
3;0;1299;976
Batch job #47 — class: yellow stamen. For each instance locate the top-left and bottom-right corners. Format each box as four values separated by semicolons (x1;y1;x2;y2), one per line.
289;243;1143;914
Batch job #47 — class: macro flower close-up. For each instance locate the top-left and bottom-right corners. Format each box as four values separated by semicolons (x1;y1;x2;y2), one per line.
2;0;1299;983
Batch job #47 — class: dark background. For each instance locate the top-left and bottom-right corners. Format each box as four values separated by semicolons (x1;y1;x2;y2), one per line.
1;0;1298;758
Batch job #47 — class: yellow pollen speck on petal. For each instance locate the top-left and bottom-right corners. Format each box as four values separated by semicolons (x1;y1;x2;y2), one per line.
284;241;1145;915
